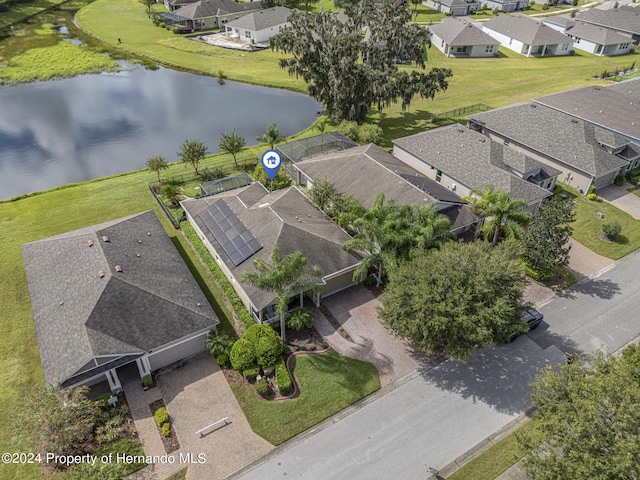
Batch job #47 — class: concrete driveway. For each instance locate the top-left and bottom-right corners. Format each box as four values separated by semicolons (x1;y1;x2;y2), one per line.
599;182;640;220
125;352;273;480
315;285;421;386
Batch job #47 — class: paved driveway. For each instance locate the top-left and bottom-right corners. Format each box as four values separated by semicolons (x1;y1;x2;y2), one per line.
599;183;640;219
126;353;273;480
316;285;420;386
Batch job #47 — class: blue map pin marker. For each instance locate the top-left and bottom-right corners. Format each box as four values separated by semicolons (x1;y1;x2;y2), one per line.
261;150;282;182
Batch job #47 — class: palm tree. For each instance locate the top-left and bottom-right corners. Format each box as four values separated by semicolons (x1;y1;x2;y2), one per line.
241;246;322;341
409;204;455;252
465;184;531;247
256;123;283;149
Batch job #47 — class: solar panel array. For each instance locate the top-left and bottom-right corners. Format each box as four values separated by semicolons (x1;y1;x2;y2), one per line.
199;199;262;266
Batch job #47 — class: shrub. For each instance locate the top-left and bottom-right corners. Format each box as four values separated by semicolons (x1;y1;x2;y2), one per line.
243;366;260;382
337;120;360;142
614;175;626;186
357;123;384;144
161;422;171;437
602;221;622;240
587;193;598;201
200;167;225;182
541;3;549;9
242;324;285;368
142;375;153;389
588;185;597;195
215;353;230;367
275;357;293;396
255;378;269;397
307;343;317;351
230;337;256;372
154;407;169;427
524;262;556;282
286;308;314;331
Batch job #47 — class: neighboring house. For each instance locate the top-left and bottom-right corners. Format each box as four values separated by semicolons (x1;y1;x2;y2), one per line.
575;5;640;45
534;79;640;171
482;14;573;57
289;142;481;236
424;0;480;16
182;183;362;324
543;15;634;55
164;0;198;12
468;103;631;193
430;17;499;57
392;124;555;214
160;0;263;31
225;6;290;45
22;211;219;392
482;0;527;13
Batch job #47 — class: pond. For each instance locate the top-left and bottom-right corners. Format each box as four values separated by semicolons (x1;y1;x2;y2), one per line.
0;65;321;200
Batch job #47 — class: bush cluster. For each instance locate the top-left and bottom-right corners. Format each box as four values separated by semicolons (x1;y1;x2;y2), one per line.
230;324;285;372
255;378;269;397
181;221;254;328
142;375;153;389
614;175;626;186
602;221;622;240
154;407;169;427
243;366;260;381
626;168;640;186
337;121;383;145
161;423;171;437
275;357;293;396
286;308;314;331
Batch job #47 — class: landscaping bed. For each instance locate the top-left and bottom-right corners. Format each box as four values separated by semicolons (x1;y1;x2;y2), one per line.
149;399;180;454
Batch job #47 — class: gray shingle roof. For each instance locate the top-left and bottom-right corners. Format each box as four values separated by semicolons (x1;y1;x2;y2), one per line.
468;103;629;177
483;14;572;45
566;21;633;45
430;17;499;47
174;0;262;20
576;5;640;36
542;14;575;29
432;0;478;8
22;211;219;386
392;124;554;204
225;6;290;31
534;80;640;145
182;185;362;311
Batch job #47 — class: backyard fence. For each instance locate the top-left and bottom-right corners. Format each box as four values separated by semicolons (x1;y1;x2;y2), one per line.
431;103;493;122
148;183;181;229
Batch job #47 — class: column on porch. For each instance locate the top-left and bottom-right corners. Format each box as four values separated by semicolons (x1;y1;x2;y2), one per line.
136;356;151;378
106;368;122;393
527;44;533;57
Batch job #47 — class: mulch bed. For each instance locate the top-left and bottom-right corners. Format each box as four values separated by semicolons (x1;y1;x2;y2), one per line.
149;399;180;454
286;326;326;351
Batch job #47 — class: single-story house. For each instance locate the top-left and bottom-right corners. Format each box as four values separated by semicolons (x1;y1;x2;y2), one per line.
575;5;640;45
424;0;480;16
543;16;634;55
430;17;499;57
164;0;198;12
392;124;555;214
468;103;631;193
483;14;573;57
289;142;481;235
534;78;640;157
160;0;263;31
225;6;290;45
482;0;527;13
181;183;362;324
22;211;219;392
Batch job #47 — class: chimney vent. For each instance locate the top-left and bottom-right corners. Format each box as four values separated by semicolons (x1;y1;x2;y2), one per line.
115;265;123;273
88;239;94;247
102;235;110;242
99;270;105;278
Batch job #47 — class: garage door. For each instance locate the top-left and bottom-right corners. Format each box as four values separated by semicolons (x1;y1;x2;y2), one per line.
148;332;209;371
322;271;356;298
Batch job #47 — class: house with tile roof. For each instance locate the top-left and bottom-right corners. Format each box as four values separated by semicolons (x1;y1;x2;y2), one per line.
182;184;362;324
482;14;573;56
542;15;634;55
392;124;555;214
289;142;480;235
575;5;640;45
424;0;480;16
160;0;263;31
22;211;219;392
224;6;290;45
468;103;631;193
430;17;499;57
534;79;640;163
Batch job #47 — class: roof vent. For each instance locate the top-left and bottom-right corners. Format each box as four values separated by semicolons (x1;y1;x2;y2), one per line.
571;119;578;124
479;138;486;142
136;253;141;257
59;301;64;306
530;104;537;108
458;128;464;133
147;232;152;236
575;108;578;111
88;239;94;247
102;235;110;242
594;87;601;90
115;265;123;273
137;239;143;244
197;303;202;307
599;110;603;113
98;270;105;278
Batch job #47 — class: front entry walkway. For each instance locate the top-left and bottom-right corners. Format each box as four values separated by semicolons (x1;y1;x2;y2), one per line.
314;285;420;386
125;352;273;480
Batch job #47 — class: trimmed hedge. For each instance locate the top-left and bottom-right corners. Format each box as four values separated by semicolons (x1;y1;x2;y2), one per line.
275;357;293;396
161;422;171;437
255;378;269;397
154;407;169;427
181;221;254;328
243;366;260;382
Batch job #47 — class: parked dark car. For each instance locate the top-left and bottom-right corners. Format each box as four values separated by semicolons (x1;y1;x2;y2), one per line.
509;308;544;342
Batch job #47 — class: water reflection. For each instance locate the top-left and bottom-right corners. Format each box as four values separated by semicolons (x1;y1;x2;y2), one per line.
0;66;320;199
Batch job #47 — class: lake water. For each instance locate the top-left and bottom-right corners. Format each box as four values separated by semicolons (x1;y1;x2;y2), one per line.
0;65;321;200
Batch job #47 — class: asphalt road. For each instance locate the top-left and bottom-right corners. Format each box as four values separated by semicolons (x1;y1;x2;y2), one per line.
531;250;640;356
234;251;640;480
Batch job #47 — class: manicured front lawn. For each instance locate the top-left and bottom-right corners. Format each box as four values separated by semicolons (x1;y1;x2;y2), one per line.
446;418;545;480
557;184;640;259
229;351;380;445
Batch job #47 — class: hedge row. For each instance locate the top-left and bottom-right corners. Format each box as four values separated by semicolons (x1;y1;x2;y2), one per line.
275;357;293;396
181;221;255;328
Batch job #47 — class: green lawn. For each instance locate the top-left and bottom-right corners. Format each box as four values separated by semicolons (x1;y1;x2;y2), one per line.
229;351;380;445
447;418;545;480
557;184;640;259
410;4;446;23
0;0;68;29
